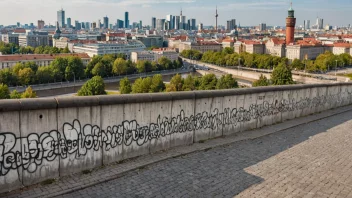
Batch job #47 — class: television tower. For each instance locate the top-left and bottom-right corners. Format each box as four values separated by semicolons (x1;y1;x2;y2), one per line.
215;6;219;31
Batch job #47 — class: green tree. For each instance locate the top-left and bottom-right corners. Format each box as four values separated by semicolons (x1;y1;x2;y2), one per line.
113;58;128;75
252;74;270;87
132;78;143;93
0;84;10;99
21;86;36;98
166;74;183;92
136;60;147;73
0;68;16;86
119;77;132;94
77;76;106;96
10;90;22;99
291;59;304;70
85;55;102;77
24;62;38;73
140;77;152;93
18;68;34;85
216;74;238;89
271;63;294;85
150;74;166;92
199;74;218;90
36;66;53;84
158;57;172;70
92;62;107;77
62;45;70;53
182;75;196;91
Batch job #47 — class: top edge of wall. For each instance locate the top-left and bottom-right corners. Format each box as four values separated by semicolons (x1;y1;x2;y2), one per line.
0;83;350;112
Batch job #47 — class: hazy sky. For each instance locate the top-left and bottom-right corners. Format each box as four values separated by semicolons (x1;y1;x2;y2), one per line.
0;0;351;27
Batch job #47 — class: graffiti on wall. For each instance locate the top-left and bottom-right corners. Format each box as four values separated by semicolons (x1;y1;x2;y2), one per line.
0;91;350;176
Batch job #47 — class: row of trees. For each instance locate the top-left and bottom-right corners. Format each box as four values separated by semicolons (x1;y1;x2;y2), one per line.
0;54;183;87
181;48;289;69
291;51;352;72
84;55;183;78
0;41;70;55
119;73;239;94
0;56;85;86
0;84;36;99
180;49;352;72
252;62;294;87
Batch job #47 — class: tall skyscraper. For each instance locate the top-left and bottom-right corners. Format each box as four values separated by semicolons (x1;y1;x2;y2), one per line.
152;17;156;29
81;22;85;29
85;22;90;30
139;20;143;29
317;17;324;29
37;20;45;29
67;18;71;28
103;16;109;29
117;20;124;29
97;19;101;29
17;22;20;27
125;12;129;28
175;16;180;30
166;15;174;29
190;19;196;30
187;19;191;30
198;23;203;31
181;16;186;29
156;19;165;30
259;23;266;31
286;2;296;45
226;19;236;30
75;21;81;30
305;20;310;30
57;8;65;28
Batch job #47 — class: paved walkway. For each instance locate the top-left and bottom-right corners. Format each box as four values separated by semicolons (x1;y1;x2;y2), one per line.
3;106;352;198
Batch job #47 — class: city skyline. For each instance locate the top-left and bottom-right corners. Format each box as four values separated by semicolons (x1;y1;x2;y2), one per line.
0;0;351;27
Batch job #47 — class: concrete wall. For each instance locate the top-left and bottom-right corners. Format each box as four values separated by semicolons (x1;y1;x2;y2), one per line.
1;83;352;193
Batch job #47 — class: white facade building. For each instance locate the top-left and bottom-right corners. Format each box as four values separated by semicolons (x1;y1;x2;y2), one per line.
73;40;146;57
131;49;179;63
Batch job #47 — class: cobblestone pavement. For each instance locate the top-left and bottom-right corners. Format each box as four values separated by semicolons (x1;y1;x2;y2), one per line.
54;110;352;198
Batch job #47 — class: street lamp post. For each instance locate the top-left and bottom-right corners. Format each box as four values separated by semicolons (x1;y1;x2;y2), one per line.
238;58;241;75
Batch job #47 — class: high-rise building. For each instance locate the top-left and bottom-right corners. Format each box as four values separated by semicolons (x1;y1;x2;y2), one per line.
38;20;45;29
139;20;143;29
103;16;109;29
152;17;156;29
156;19;165;30
81;22;85;29
198;23;203;31
57;8;65;28
17;22;20;27
259;23;267;31
91;22;96;29
286;3;296;45
117;20;124;29
97;19;101;29
166;15;174;29
181;16;186;30
75;21;81;30
175;16;180;30
85;22;90;30
30;23;34;28
226;19;236;30
316;17;324;29
125;12;129;28
67;18;72;28
304;20;310;30
190;19;196;30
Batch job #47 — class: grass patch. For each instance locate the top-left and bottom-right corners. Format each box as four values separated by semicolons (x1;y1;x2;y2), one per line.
82;169;92;175
40;178;56;185
106;91;120;95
